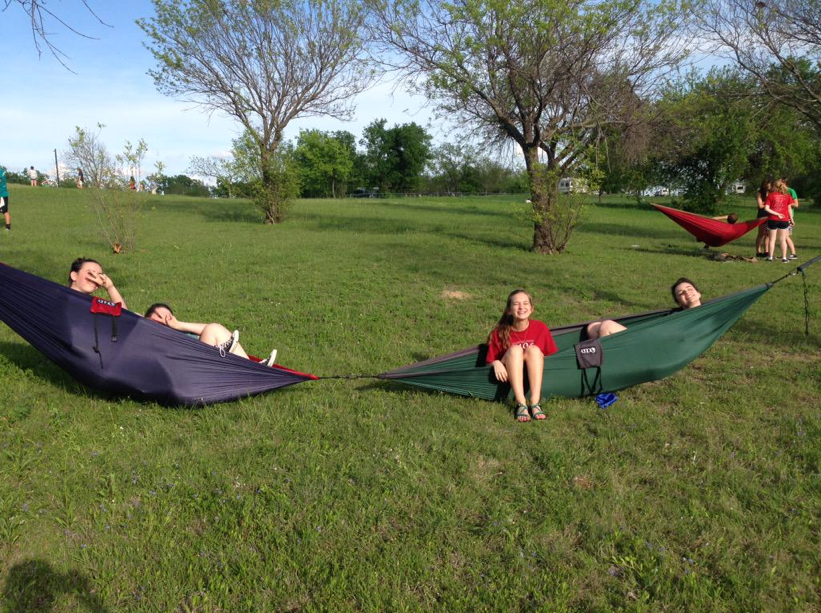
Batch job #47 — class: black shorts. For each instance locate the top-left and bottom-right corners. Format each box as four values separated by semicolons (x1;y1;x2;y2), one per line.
756;208;768;219
0;196;8;215
767;220;790;231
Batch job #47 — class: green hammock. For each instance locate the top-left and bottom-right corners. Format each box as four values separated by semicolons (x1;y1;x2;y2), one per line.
378;284;771;400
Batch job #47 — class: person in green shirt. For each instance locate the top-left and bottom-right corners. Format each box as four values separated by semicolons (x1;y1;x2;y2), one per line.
0;165;10;230
782;177;798;260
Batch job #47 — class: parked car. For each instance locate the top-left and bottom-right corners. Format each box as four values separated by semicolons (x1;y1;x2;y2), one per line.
653;187;670;197
351;187;380;198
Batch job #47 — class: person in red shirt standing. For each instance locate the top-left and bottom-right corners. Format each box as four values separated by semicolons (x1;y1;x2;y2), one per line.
486;289;558;422
763;179;794;262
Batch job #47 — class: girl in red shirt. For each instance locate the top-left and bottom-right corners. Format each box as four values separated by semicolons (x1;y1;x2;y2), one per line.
486;289;558;422
763;179;794;262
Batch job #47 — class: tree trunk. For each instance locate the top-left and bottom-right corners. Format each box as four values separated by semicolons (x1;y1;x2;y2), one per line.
524;147;558;254
260;156;284;224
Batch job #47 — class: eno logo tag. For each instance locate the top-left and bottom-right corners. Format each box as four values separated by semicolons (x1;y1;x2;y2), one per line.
579;347;597;355
90;297;122;317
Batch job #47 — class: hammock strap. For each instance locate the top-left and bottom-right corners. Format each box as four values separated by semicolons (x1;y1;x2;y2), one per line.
90;298;122;369
802;267;811;336
767;254;820;336
319;374;380;380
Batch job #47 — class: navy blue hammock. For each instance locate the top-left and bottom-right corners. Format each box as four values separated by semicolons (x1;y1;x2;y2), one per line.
0;263;317;406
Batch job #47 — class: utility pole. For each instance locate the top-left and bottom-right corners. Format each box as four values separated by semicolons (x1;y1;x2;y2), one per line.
53;149;60;186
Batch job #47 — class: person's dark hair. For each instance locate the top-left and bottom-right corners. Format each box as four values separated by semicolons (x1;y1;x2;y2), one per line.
489;289;534;351
68;257;100;285
145;303;173;319
670;277;699;304
758;179;772;201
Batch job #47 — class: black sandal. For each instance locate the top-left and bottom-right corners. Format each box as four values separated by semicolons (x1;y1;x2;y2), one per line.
529;403;546;420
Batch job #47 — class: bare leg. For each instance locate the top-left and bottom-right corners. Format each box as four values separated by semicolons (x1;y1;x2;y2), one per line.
755;225;767;254
523;345;545;405
501;345;527;406
767;229;777;259
786;233;796;256
778;229;788;260
587;319;627;339
199;323;250;359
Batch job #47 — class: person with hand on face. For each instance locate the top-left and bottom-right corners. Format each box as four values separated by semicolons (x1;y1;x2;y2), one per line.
144;303;278;367
585;277;703;340
67;258;127;309
486;289;559;423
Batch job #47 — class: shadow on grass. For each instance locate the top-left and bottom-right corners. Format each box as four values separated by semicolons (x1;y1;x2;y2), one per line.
2;559;108;612
356;198;517;220
630;245;716;259
576;222;687;240
0;249;67;283
732;318;821;349
198;208;262;224
0;342;112;402
296;210;530;251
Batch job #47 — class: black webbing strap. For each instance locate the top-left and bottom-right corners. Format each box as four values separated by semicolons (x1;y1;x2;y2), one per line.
575;338;604;396
92;314;119;369
580;367;603;397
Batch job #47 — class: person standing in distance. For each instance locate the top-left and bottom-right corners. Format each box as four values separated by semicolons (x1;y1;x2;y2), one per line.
27;166;38;187
0;165;9;230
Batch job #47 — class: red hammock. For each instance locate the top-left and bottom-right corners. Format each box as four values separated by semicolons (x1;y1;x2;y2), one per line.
652;203;766;247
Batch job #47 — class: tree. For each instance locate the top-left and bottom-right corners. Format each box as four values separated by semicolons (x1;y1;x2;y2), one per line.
427;143;475;194
372;0;690;253
139;0;375;223
293;130;355;198
698;0;821;131
65;126;148;253
359;119;432;193
646;67;820;212
188;155;238;197
163;174;211;197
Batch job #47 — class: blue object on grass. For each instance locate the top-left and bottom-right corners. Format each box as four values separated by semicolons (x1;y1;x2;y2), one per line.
595;393;618;409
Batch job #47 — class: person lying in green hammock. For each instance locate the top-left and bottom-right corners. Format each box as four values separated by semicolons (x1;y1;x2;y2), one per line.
144;303;278;367
585;278;702;340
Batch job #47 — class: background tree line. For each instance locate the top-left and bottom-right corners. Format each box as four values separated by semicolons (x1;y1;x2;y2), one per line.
190;119;529;200
9;0;821;254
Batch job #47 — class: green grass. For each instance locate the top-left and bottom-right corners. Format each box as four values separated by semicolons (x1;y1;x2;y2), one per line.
1;185;819;611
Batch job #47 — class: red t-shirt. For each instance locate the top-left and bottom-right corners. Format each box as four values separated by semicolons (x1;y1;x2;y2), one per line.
765;193;792;222
486;319;559;363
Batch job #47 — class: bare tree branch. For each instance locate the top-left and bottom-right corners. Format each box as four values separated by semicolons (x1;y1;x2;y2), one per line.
3;0;110;71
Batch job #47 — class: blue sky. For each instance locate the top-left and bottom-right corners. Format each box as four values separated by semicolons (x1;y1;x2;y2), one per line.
0;1;435;178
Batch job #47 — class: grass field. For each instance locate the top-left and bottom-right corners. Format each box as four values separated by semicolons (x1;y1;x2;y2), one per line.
1;185;819;612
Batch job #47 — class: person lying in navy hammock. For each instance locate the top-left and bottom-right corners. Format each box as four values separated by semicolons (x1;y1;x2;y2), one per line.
585;277;703;340
68;258;276;366
144;303;277;367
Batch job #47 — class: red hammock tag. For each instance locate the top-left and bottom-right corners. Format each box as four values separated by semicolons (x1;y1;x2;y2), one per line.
90;297;122;317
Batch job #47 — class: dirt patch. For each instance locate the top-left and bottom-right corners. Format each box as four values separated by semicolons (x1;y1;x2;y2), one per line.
441;289;472;300
709;252;759;263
